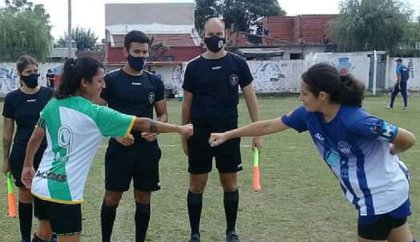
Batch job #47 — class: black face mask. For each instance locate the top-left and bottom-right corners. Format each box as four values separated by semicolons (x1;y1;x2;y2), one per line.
204;36;226;53
127;55;147;72
21;73;39;88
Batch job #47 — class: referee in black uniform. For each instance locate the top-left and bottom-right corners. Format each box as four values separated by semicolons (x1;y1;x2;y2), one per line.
182;18;262;242
98;30;168;242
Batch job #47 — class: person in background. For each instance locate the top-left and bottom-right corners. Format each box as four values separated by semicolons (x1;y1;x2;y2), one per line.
182;17;262;242
97;30;168;242
388;58;410;109
2;55;54;242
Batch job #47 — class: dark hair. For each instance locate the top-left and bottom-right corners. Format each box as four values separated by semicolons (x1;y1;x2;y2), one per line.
124;30;149;50
55;57;104;99
16;55;38;73
301;63;365;107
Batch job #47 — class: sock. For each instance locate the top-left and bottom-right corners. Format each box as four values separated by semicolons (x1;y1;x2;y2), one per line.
19;202;33;242
187;190;203;235
100;200;118;242
224;189;239;233
135;203;151;242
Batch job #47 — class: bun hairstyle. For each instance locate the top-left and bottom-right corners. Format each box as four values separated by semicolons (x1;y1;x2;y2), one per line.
55;57;104;99
301;63;365;107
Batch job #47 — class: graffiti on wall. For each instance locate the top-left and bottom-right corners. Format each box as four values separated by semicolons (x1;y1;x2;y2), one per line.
0;66;19;95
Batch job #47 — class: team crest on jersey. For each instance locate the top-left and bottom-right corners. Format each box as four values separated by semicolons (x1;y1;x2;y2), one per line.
230;74;239;86
337;141;352;155
148;92;155;104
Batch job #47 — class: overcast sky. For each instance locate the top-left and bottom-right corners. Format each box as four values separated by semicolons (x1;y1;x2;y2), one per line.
0;0;419;40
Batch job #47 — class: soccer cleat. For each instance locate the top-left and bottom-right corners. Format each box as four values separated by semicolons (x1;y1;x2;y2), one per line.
226;230;242;242
188;233;200;242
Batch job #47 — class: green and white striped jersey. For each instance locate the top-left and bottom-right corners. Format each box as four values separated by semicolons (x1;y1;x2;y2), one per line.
31;96;135;204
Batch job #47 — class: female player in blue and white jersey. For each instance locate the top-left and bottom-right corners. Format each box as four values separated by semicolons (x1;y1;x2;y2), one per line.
20;57;192;242
209;63;417;242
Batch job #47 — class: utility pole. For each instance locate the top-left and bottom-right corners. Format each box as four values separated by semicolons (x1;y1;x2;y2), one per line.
67;0;72;58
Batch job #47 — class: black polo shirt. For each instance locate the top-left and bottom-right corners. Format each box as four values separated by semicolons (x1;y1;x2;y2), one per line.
182;52;253;119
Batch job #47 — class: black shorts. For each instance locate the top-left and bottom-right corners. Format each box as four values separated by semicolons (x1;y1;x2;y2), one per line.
188;116;242;174
105;138;161;192
9;145;44;187
34;196;82;235
358;199;411;240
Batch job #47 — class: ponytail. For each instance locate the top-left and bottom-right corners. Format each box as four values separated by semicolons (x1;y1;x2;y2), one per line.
54;57;104;99
302;63;365;107
337;74;365;107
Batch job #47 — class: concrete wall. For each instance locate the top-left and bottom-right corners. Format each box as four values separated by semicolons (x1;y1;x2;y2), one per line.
1;53;419;97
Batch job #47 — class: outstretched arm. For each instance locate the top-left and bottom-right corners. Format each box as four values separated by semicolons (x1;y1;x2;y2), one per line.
209;118;290;147
390;127;416;155
133;117;192;137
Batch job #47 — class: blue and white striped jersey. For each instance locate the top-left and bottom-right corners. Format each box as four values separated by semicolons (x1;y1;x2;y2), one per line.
282;105;410;216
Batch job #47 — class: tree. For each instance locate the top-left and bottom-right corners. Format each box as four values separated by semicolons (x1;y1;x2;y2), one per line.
194;0;285;33
399;19;420;56
194;0;218;34
57;27;98;51
0;0;53;61
329;0;412;53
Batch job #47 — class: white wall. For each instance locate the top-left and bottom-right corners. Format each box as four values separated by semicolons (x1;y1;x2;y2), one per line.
387;58;420;91
2;54;420;97
0;63;63;96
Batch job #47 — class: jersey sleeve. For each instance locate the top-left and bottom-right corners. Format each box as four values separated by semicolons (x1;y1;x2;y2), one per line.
280;106;308;133
182;63;193;93
238;58;253;88
95;105;135;137
2;93;15;119
349;116;398;142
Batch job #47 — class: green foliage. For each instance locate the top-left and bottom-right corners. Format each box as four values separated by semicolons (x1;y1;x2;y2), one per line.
194;0;285;33
329;0;412;53
57;27;98;51
399;20;420;56
0;0;53;61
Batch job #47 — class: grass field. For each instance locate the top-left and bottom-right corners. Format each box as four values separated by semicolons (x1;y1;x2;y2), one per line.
0;95;419;242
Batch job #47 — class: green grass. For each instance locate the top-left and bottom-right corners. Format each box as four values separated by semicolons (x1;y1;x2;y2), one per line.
0;95;419;241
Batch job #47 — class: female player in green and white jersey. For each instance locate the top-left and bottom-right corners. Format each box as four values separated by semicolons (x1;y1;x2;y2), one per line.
20;57;192;242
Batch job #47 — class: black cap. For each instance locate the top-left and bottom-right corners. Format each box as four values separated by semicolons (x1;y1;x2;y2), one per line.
394;58;402;62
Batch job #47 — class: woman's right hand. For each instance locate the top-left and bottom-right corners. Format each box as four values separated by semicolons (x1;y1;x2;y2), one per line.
2;158;10;174
209;133;228;147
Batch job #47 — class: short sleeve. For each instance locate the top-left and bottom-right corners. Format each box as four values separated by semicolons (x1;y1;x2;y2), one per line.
281;106;308;133
182;63;193;93
100;75;111;102
238;58;253;88
2;93;15;119
95;105;135;137
350;116;398;142
155;76;165;102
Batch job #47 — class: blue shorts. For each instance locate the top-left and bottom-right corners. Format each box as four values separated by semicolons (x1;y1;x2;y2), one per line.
358;199;411;240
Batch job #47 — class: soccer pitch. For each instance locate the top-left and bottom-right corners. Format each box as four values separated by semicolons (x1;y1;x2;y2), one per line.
0;95;419;241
